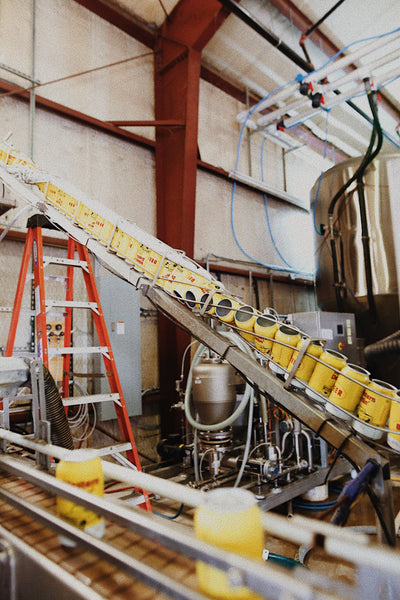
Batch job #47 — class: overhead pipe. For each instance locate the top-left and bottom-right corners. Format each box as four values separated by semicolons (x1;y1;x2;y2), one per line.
219;0;400;149
217;0;312;72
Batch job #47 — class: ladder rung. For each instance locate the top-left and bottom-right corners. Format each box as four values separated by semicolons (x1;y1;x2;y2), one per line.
43;256;88;270
45;300;98;311
48;346;110;357
89;442;133;457
63;393;121;407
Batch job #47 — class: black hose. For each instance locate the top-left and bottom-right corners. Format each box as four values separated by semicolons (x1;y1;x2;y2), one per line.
328;94;378;219
43;365;74;450
355;89;383;318
326;83;382;312
304;0;347;38
364;334;400;360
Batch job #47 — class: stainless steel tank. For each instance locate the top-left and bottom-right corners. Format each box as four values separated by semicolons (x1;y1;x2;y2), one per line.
312;153;400;339
192;359;237;426
312;153;400;384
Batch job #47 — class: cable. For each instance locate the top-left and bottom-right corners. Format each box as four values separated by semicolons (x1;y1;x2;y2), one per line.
260;139;297;270
0;51;155;100
312;109;331;236
230;79;314;277
233;386;254;487
152;503;184;520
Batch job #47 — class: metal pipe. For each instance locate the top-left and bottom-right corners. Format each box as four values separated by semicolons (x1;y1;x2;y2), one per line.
221;0;400;148
304;0;347;38
29;0;36;160
217;0;312;73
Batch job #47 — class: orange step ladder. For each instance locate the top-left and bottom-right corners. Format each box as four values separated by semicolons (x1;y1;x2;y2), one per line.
6;217;151;511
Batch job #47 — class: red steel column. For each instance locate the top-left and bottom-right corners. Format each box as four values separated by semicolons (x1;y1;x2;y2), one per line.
155;0;229;434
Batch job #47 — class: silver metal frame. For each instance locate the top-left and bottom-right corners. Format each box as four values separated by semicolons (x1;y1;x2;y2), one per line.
143;284;396;546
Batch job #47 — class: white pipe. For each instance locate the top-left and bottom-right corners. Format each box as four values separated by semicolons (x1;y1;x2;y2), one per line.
283;68;399;130
236;81;298;121
0;426;205;507
304;29;400;84
257;46;400;131
323;46;400;94
238;30;400;124
257;96;308;128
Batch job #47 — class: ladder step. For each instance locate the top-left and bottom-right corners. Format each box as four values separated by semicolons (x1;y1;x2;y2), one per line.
89;442;133;458
45;300;98;311
63;393;121;407
43;256;88;270
48;346;110;357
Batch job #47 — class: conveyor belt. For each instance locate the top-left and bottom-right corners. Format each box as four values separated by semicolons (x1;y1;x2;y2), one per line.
0;469;196;600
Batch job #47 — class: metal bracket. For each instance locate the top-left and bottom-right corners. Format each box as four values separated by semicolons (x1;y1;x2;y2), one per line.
0;539;16;600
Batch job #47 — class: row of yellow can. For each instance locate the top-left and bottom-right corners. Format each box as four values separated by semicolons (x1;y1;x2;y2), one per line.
219;305;400;448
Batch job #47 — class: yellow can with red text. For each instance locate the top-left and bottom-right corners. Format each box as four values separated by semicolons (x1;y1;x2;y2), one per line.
287;338;324;387
354;379;397;440
327;364;370;421
271;325;301;369
307;349;347;401
56;455;105;546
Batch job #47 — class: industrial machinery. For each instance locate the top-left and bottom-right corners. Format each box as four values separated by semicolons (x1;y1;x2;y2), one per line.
313;152;400;385
1;140;400;598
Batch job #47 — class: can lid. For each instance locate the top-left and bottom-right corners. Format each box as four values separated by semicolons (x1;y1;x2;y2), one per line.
256;315;277;327
347;363;370;376
204;488;256;513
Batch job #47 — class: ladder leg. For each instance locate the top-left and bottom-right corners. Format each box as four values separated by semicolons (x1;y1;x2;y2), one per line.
31;227;50;367
76;244;151;511
62;238;76;402
5;229;34;356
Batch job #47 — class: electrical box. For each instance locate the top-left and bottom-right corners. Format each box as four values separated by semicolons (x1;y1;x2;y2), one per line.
94;274;142;420
288;311;359;363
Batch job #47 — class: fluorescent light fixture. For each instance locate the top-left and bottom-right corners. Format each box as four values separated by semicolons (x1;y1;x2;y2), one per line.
228;169;308;210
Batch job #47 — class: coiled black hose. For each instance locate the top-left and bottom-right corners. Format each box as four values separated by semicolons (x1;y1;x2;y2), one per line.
43;365;74;449
364;330;400;360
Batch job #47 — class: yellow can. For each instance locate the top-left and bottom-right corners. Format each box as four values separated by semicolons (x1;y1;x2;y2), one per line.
46;182;59;207
199;287;223;315
54;188;66;211
74;203;91;228
156;260;177;288
387;393;400;451
163;264;186;293
327;364;370;420
215;297;240;324
56;455;105;546
124;236;140;264
234;305;258;342
85;210;98;234
253;315;278;355
111;228;130;257
194;488;263;600
307;349;347;400
354;379;397;440
271;325;301;368
287;338;324;384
